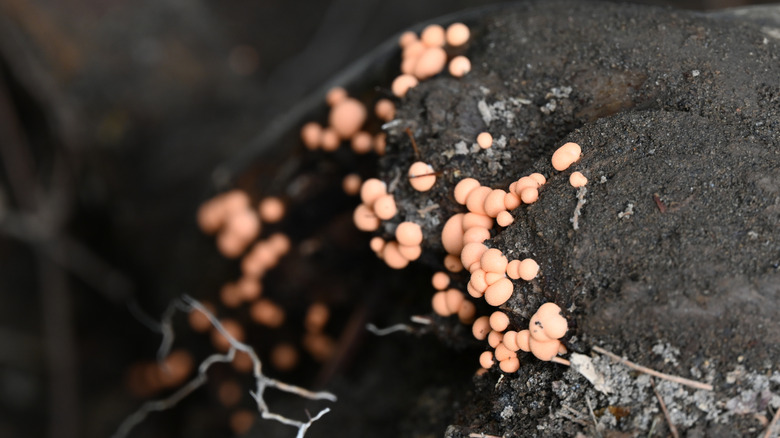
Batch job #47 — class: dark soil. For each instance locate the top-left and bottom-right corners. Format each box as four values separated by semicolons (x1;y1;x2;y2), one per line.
2;1;779;438
374;1;779;436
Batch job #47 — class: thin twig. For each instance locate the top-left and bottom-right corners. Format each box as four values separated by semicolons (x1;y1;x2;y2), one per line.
647;417;658;437
114;295;336;438
380;119;403;130
765;406;780;438
562;404;589;420
559;404;590;426
408;171;443;179
366;323;412;336
294;408;331;438
127;300;163;334
651;378;679;438
416;203;439;216
755;413;770;428
558;410;589;427
468;433;503;438
410;315;432;325
156;303;178;363
586;397;603;438
592;346;714;391
386;167;403;194
652;193;667;213
182;295;336;402
112;351;234;438
404;127;421;159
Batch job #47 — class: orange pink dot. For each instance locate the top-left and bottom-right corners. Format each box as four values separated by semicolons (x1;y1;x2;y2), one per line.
551;142;582;171
448;56;471;77
453;178;480;205
258;197;285;223
329;98;366;139
446;23;470;46
413;47;447;80
408;161;436;191
569;171;588;187
392;74;418;97
420;24;445;47
477;132;493;149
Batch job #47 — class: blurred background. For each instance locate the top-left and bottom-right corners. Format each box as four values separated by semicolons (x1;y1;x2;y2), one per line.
0;0;778;437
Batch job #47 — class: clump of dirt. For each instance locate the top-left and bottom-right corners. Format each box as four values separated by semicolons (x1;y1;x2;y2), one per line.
376;0;779;435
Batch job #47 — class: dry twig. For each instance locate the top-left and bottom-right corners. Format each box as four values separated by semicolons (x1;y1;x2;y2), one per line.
559;411;589;427
562;404;589;420
410;315;432;325
113;350;235;438
416;203;439;216
113;295;336;438
156;302;178;363
651;378;679;438
366;314;433;336
495;374;505;389
366;323;412;336
765;406;780;438
592;346;714;391
586;397;603;438
652;193;667;213
405;127;421;159
559;405;590;426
